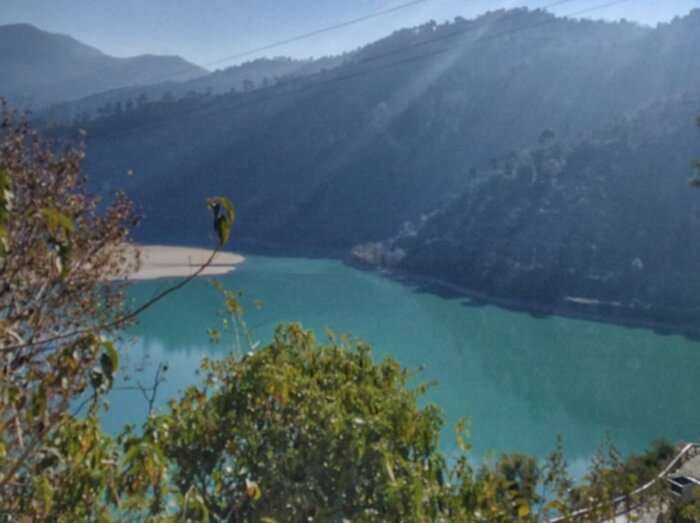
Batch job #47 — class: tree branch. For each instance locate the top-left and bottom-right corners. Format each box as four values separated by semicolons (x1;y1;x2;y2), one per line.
0;246;220;353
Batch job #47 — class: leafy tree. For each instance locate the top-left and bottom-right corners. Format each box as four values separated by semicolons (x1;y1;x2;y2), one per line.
115;307;663;522
0;102;137;519
124;323;451;521
0;104;234;520
664;487;700;522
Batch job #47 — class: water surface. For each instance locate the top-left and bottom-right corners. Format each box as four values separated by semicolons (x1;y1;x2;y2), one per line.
104;256;700;473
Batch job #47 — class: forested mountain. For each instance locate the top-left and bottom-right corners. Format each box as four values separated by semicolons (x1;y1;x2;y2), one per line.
71;8;700;324
0;24;206;109
39;55;344;123
355;92;700;328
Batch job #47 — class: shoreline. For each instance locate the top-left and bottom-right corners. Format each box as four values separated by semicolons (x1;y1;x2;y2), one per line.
124;239;700;338
342;258;700;340
238;237;700;338
124;244;245;281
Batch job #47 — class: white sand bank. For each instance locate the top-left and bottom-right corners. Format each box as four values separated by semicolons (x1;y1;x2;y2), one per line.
125;245;245;280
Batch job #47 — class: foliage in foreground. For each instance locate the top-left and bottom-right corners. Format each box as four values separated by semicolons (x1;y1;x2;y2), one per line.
3;308;678;522
115;323;681;523
0;102;136;520
1;108;697;522
127;324;451;521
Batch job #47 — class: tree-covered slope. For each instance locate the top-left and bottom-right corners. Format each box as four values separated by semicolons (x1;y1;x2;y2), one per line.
68;8;700;325
78;9;700;256
359;92;700;327
0;24;206;108
38;55;345;124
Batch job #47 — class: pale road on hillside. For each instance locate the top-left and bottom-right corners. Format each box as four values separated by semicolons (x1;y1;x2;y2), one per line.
610;454;700;522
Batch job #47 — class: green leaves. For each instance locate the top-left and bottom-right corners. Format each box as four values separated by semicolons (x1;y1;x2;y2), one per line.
132;323;452;521
42;207;75;276
34;476;55;518
31;383;48;419
0;108;139;522
245;478;262;500
91;339;120;393
207;196;235;246
42;207;75;238
516;501;530;518
100;340;119;380
0;169;12;256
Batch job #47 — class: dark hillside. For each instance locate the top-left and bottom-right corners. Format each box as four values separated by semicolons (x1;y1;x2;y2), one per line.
38;55;344;123
370;92;700;327
71;8;700;323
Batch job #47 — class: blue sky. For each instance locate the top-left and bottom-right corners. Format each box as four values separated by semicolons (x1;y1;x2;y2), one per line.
2;0;698;68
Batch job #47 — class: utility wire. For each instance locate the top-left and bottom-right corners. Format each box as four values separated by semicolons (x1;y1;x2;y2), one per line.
45;0;579;98
82;0;635;143
85;47;449;141
46;0;434;87
203;0;432;67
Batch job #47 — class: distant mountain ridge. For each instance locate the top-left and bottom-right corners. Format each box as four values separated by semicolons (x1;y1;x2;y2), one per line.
0;23;207;108
38;55;345;123
41;7;700;327
79;9;700;241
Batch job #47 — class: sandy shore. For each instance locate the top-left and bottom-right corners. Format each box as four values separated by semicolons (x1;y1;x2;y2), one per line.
125;245;245;280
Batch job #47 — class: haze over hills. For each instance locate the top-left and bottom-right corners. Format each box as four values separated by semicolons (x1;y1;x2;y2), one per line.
0;23;207;109
39;55;345;123
47;7;700;326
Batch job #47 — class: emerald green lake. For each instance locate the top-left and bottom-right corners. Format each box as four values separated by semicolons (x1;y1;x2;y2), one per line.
105;256;700;474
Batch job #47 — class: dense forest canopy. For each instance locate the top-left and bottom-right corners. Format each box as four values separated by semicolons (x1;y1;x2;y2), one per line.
38;55;346;124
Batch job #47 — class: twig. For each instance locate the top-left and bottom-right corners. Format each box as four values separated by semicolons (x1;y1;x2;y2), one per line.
0;246;219;488
114;363;167;416
0;247;220;353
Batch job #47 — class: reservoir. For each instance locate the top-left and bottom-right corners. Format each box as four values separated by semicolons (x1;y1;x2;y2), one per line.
104;255;700;474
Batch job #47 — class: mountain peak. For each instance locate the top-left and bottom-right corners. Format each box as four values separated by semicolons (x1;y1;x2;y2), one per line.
0;23;44;33
0;24;205;108
0;23;105;61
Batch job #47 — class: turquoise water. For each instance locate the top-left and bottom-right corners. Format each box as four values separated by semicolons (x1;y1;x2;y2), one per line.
104;256;700;473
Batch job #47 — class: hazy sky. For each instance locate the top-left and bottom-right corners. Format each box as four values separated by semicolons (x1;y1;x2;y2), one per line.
2;0;698;68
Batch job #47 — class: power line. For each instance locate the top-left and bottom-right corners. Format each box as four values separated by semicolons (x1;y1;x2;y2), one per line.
83;0;632;142
203;0;432;67
44;0;578;99
49;0;434;87
339;0;582;70
82;0;636;143
85;47;449;141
